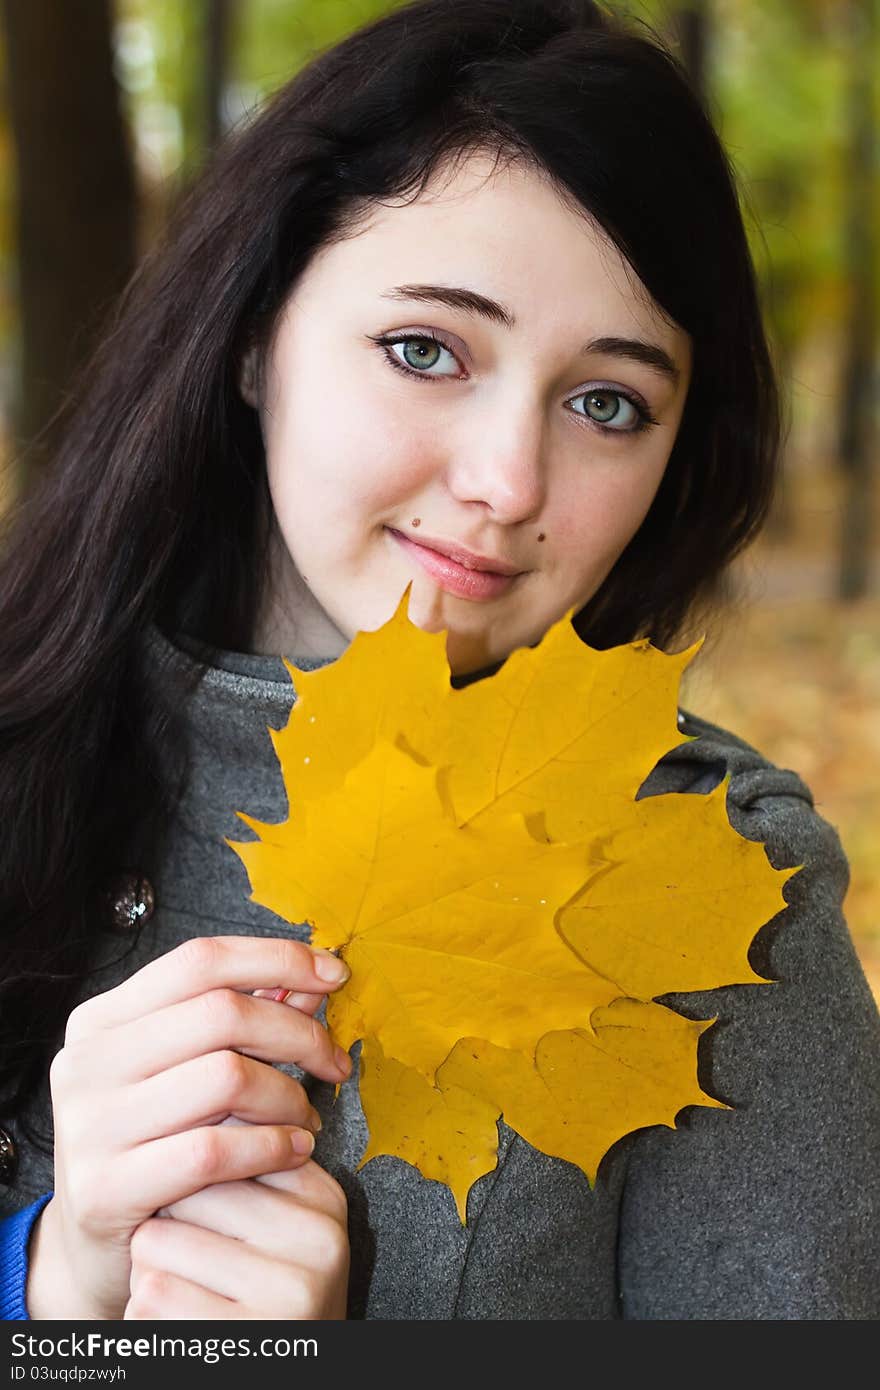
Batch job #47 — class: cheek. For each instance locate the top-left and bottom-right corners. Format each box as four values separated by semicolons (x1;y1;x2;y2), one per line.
553;455;668;570
266;361;437;518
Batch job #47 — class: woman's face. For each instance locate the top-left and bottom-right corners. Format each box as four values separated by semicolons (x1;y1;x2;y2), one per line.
251;150;692;675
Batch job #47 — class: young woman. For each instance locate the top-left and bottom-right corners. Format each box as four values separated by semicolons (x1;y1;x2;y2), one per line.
1;0;877;1321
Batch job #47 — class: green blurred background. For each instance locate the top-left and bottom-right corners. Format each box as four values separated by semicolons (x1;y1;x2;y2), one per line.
0;1;877;997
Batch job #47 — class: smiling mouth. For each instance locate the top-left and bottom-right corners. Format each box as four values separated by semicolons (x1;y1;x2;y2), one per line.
387;528;524;601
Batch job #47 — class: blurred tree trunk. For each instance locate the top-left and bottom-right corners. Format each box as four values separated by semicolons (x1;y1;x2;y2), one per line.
758;173;802;543
206;0;233;150
668;0;709;107
180;0;235;176
837;0;877;600
1;0;137;488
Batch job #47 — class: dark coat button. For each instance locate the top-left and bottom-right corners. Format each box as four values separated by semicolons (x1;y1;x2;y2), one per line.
0;1126;17;1185
103;872;156;931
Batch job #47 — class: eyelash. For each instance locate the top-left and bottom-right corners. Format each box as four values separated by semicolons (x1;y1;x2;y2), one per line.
368;331;660;437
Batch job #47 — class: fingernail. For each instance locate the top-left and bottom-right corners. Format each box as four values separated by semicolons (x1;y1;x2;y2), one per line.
335;1046;352;1077
253;987;291;1002
291;1128;315;1156
308;1106;323;1133
313;950;350;985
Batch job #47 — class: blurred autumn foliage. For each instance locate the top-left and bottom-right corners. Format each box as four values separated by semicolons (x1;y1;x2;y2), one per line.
682;479;880;1003
0;0;877;997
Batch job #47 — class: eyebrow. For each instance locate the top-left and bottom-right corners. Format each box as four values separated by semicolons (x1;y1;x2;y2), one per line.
379;283;681;386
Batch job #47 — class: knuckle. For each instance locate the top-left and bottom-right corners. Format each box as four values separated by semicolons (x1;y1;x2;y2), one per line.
198;986;248;1037
63;997;100;1045
74;1174;114;1230
262;1126;296;1169
321;1219;350;1272
307;1014;329;1053
268;936;308;983
325;1175;349;1223
58;1110;97;1168
290;1078;312;1116
306;1164;348;1220
48;1045;72;1093
184;1127;226;1184
50;1037;93;1092
174;935;225;979
205;1048;251;1103
289;939;314;972
129;1220;157;1260
284;1267;322;1318
130;1267;173;1315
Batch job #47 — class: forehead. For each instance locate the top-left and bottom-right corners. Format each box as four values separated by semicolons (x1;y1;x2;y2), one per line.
305;149;683;350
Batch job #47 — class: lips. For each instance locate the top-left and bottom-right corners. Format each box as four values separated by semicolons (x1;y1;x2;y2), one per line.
387;528;524;601
398;532;522;576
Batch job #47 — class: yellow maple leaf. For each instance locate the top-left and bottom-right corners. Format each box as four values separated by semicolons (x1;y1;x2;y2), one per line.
262;590;694;830
235;737;617;1079
229;588;796;1221
557;786;787;997
359;1036;501;1220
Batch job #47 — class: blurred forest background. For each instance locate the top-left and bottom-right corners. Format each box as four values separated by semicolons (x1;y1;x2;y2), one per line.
0;0;876;999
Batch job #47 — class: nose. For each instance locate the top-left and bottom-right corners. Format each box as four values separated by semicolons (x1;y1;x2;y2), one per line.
444;393;548;524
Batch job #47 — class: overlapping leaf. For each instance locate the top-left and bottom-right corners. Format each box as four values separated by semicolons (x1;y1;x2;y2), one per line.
229;588;795;1221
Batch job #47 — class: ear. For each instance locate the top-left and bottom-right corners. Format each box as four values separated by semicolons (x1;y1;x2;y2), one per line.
238;345;260;408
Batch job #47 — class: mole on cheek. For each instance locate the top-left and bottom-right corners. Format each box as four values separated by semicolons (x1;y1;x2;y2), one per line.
537;532;546;542
411;518;421;527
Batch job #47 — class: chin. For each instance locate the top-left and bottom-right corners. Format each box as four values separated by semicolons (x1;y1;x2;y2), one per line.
444;627;508;679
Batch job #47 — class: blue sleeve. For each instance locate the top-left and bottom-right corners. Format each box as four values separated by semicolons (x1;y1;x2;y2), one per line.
0;1192;53;1320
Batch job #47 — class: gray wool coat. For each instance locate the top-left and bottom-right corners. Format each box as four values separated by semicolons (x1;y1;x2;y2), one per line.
3;625;879;1320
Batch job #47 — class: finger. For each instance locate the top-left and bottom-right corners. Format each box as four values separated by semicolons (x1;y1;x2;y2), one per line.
160;1178;347;1264
65;937;349;1039
255;1160;348;1218
122;1051;323;1143
126;1268;237;1320
114;1122;315;1221
165;1157;346;1221
94;985;351;1085
129;1216;310;1315
253;987;326;1018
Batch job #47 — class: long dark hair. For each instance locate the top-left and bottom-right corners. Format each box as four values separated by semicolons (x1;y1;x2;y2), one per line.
0;0;780;1152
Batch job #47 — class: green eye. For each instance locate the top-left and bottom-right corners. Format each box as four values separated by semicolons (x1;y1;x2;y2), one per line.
372;331;462;382
585;391;622;423
569;387;652;434
400;338;443;370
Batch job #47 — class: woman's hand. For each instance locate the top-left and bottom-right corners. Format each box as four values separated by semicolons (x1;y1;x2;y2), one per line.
25;936;351;1321
125;1160;349;1320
